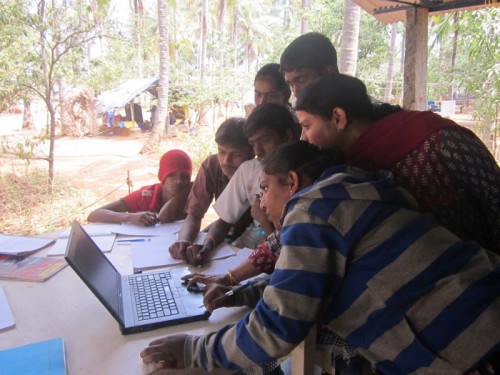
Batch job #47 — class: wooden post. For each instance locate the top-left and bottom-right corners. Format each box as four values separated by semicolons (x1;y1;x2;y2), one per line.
291;326;317;374
403;7;428;110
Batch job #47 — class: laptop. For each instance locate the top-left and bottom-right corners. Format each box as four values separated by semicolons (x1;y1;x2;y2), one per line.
64;221;210;335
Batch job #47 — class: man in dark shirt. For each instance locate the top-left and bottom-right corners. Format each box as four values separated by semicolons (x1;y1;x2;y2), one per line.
169;118;254;263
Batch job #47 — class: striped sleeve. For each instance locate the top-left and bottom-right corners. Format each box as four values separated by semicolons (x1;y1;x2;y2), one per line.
183;205;343;371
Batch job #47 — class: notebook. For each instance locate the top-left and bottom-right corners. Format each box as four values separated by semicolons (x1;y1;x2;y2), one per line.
64;221;210;335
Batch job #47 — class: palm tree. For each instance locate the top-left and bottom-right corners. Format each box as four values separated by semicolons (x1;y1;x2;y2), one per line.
200;0;208;82
432;12;461;100
130;0;145;77
141;0;169;153
384;23;398;102
339;0;360;76
301;0;310;34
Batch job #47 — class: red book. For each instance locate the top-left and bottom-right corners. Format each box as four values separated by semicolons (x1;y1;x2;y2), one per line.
0;255;67;281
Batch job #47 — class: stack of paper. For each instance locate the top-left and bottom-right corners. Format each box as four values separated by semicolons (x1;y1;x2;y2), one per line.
0;285;15;331
0;235;55;256
48;223;119;256
131;232;236;272
112;221;183;236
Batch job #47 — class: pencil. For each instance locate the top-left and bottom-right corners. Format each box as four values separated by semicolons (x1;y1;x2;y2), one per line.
198;283;251;308
116;238;151;243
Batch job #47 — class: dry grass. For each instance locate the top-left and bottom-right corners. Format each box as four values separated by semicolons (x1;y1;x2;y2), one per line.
0;168;93;235
0;127;218;236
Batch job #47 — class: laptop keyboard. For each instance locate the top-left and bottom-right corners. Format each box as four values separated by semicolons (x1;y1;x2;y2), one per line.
128;272;179;321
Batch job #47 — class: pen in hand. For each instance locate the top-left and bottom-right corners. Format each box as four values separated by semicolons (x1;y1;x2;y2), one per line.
116;238;151;244
199;283;250;308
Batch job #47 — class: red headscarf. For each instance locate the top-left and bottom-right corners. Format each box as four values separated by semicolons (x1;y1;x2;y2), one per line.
158;149;192;183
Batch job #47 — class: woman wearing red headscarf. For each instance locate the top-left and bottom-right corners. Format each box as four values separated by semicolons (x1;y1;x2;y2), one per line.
88;149;193;226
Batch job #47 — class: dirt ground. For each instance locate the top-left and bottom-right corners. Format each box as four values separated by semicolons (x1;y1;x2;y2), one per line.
0;120;221;232
42;110;495;196
55;129;221;228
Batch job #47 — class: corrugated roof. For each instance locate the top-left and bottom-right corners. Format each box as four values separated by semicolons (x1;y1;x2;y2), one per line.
351;0;499;24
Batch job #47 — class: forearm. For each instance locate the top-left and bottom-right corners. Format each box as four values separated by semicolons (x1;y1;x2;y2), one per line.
177;214;202;243
228;259;262;284
158;183;192;223
206;219;232;247
87;209;131;223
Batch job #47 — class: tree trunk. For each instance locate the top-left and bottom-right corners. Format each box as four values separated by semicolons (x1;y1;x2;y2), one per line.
40;0;55;191
131;0;144;77
448;12;459;100
301;0;310;34
58;78;73;135
231;4;238;70
384;23;397;102
171;2;178;75
218;0;226;31
22;100;35;131
47;91;57;191
339;0;360;76
141;0;169;154
200;0;208;82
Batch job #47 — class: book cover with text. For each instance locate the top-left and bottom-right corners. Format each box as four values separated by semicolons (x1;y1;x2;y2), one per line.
0;255;67;281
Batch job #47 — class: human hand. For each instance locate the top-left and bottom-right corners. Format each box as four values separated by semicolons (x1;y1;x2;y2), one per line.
251;195;267;225
168;240;192;260
129;212;159;227
184;242;212;267
181;272;229;288
203;284;234;312
140;334;187;369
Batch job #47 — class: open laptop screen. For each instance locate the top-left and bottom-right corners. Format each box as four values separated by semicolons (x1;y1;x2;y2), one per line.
66;221;123;322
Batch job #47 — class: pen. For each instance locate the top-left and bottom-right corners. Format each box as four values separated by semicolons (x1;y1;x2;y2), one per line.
116;238;151;244
198;283;250;308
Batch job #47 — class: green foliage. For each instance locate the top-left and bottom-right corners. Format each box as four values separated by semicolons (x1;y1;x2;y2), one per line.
428;9;499;132
0;132;49;167
301;0;344;43
168;132;217;173
456;9;499;132
0;1;35;110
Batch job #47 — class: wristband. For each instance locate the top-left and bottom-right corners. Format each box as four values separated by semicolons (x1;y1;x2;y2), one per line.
227;269;239;286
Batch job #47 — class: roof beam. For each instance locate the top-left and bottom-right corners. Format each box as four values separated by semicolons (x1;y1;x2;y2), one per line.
373;0;498;16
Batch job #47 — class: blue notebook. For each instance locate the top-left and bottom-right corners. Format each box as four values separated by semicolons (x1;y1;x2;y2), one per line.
0;337;66;375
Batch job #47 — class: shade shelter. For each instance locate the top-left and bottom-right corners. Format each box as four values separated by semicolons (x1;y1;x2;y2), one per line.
96;77;159;129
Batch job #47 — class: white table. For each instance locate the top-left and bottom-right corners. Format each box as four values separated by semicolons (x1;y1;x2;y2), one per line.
0;233;250;375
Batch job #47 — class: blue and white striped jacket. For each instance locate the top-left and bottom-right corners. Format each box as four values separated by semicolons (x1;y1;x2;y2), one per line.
185;165;500;374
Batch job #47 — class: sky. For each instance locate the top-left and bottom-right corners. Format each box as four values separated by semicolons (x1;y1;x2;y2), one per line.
109;0;156;20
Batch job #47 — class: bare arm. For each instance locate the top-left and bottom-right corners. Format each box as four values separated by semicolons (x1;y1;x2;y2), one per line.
157;182;193;223
177;213;202;243
87;200;158;226
228;258;260;284
182;258;259;287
